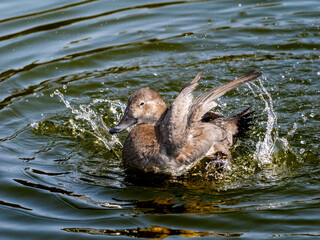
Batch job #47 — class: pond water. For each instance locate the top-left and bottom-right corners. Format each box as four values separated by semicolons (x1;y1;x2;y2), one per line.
0;0;319;239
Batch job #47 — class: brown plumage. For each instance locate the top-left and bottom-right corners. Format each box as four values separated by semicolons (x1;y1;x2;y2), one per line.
109;70;262;176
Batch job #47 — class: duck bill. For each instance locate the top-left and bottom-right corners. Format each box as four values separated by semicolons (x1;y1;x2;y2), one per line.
109;115;137;134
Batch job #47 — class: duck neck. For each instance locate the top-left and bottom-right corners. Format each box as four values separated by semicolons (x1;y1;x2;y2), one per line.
155;108;168;128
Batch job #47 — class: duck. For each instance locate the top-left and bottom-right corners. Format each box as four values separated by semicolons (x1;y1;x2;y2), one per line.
109;70;262;176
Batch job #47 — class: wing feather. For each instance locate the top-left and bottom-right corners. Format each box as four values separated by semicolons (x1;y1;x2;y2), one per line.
188;70;261;128
160;70;262;158
160;72;203;156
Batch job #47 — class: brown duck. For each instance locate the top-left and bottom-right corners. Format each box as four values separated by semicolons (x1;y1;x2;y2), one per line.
110;70;261;176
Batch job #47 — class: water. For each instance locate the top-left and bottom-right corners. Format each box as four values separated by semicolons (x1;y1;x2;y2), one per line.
0;0;319;239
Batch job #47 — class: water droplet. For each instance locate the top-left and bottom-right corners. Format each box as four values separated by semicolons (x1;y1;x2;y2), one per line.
31;122;39;128
301;114;307;122
238;3;242;7
63;85;67;89
299;148;305;154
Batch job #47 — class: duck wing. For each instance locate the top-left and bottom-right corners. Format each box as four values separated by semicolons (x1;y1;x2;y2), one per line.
187;70;261;129
160;72;203;157
160;70;261;158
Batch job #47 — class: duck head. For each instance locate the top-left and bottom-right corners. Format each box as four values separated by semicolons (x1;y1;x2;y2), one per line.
109;87;167;134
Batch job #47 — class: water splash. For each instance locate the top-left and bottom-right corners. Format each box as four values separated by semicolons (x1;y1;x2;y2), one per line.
247;77;278;165
52;90;124;155
247;77;298;168
205;76;302;191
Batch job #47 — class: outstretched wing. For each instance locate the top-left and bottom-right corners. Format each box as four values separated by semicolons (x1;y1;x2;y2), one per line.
187;70;262;129
160;70;262;158
160;72;203;157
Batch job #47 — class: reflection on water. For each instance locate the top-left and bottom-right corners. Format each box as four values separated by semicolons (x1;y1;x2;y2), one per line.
63;225;243;239
0;200;32;211
13;178;81;197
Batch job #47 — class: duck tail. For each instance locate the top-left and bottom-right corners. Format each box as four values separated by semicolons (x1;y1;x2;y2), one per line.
232;106;256;138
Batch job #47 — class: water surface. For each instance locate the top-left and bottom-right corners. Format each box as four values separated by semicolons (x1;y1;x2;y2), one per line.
0;0;319;239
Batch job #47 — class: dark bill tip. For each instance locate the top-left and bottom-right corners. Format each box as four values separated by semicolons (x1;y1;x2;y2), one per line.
109;127;123;134
109;116;137;134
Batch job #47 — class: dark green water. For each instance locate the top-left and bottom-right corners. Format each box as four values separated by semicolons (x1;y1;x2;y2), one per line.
0;0;319;239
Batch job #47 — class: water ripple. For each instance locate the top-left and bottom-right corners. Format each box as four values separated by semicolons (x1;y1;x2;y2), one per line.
0;0;319;239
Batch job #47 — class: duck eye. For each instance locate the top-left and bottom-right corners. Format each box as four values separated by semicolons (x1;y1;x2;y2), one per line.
139;101;145;107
